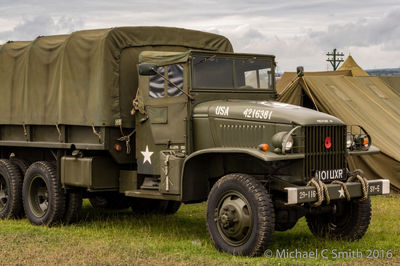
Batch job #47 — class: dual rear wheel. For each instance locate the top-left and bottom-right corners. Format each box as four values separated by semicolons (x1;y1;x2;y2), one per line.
0;159;24;219
0;159;82;225
22;161;65;225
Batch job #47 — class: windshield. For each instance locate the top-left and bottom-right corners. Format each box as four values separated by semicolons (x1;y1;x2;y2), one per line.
192;55;273;89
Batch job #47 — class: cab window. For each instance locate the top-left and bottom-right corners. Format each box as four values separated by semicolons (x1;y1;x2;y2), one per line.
167;64;183;97
192;55;273;90
149;64;184;98
149;66;165;98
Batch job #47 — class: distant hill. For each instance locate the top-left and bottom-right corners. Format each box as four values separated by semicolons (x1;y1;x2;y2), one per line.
366;68;400;76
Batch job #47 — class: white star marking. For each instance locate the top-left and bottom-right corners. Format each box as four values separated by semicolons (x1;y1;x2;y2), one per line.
141;145;153;164
338;187;345;198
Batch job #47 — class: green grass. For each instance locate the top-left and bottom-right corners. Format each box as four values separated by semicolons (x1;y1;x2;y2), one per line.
0;195;399;265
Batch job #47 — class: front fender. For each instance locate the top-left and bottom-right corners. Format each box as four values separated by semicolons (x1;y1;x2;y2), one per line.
183;147;304;164
180;147;304;202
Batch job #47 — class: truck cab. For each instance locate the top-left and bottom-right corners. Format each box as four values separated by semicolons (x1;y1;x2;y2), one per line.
134;50;390;256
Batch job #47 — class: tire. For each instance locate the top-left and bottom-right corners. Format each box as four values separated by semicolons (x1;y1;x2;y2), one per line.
275;220;298;232
63;190;83;224
10;158;30;176
130;198;169;214
306;197;371;241
165;201;181;215
0;159;24;219
206;173;275;256
22;161;65;226
89;193;131;210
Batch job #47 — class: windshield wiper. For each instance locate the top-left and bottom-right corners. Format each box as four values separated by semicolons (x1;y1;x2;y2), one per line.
195;55;216;65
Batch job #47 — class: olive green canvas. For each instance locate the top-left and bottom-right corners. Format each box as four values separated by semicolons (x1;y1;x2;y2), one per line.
0;27;232;128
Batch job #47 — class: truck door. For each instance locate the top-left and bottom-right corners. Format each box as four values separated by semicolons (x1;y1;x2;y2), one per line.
136;64;188;176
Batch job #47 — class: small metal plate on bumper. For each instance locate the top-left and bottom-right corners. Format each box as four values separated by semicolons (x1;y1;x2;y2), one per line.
285;179;390;205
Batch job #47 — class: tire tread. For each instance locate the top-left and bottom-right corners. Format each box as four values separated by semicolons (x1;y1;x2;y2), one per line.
0;159;24;219
23;161;65;226
206;173;275;257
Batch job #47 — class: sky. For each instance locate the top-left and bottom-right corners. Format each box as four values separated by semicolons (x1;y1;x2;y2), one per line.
0;0;399;73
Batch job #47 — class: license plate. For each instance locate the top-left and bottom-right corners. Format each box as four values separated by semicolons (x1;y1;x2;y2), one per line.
315;169;345;182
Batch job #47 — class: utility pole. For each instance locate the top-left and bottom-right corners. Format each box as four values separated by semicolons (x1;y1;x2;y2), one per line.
326;49;344;70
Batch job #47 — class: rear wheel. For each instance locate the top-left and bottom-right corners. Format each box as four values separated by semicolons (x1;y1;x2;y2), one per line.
10;157;30;176
275;220;298;232
23;161;65;226
306;198;371;241
63;190;83;224
89;193;132;210
165;201;181;215
130;198;169;214
206;173;275;256
0;159;24;219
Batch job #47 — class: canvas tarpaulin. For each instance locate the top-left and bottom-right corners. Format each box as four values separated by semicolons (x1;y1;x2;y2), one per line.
278;74;400;191
0;27;233;127
139;51;191;66
338;55;370;77
380;76;400;96
276;70;352;94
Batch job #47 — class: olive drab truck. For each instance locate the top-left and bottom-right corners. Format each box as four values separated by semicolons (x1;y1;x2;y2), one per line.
0;27;390;256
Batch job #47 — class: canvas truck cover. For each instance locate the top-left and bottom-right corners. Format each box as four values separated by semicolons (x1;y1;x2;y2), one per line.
278;74;400;191
0;27;233;128
139;51;191;65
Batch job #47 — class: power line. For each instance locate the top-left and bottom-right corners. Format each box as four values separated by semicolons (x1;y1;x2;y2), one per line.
326;49;344;71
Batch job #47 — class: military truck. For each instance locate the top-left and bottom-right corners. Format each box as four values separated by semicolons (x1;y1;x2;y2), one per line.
0;27;390;256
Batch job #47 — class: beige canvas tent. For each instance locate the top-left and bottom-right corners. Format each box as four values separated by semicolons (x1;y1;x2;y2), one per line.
276;70;351;94
380;76;400;96
278;57;400;191
337;55;369;77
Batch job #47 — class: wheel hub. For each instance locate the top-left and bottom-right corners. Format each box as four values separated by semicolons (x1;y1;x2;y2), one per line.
215;191;252;246
28;176;49;218
219;205;239;228
0;175;8;211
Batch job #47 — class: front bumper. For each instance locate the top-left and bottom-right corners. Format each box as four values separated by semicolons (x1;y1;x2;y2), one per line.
285;179;390;205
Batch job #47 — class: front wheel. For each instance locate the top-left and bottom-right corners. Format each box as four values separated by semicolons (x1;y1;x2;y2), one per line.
306;198;371;241
206;173;275;256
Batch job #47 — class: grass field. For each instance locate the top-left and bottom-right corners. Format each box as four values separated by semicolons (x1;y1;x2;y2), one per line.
0;194;399;265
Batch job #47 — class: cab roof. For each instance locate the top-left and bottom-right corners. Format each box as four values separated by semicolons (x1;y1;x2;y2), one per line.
139;50;275;66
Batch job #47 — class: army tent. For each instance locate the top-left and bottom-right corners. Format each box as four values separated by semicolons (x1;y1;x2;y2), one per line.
278;71;400;191
0;27;233;128
380;76;400;96
276;70;351;94
338;55;369;77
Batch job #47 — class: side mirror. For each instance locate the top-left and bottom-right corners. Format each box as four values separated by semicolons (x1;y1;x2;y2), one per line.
139;63;157;75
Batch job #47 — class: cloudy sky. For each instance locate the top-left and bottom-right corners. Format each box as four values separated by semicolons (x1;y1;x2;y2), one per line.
0;0;399;72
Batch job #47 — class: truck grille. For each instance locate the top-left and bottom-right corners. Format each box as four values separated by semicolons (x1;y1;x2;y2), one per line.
304;125;346;180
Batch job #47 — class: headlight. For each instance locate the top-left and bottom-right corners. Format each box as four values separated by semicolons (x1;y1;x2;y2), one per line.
346;132;354;149
283;135;294;151
354;135;369;151
272;131;294;153
346;130;370;151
